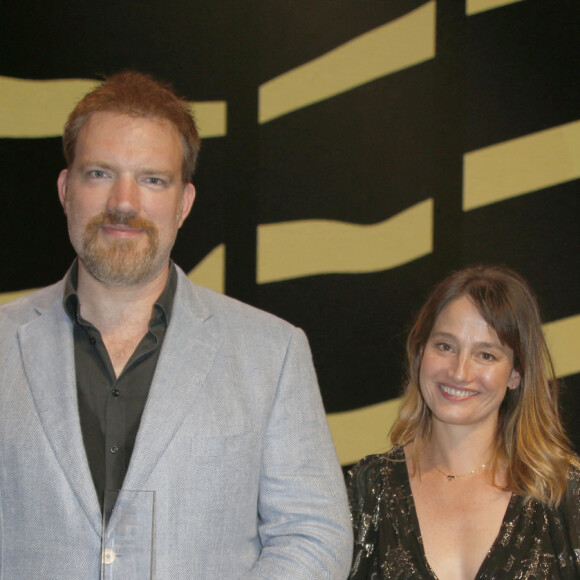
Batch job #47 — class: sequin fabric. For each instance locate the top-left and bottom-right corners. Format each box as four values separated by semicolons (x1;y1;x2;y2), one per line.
347;447;580;579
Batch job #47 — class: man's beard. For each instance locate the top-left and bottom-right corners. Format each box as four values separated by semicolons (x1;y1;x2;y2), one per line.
80;210;160;286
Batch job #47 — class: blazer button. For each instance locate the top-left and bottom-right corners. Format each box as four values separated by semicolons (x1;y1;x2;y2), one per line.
110;446;119;454
102;548;116;564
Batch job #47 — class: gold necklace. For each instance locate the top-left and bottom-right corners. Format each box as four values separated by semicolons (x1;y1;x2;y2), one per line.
434;463;487;481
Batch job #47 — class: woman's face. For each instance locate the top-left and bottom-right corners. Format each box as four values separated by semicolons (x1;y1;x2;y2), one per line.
419;296;521;433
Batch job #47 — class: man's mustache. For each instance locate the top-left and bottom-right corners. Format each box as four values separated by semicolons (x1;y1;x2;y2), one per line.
87;211;157;234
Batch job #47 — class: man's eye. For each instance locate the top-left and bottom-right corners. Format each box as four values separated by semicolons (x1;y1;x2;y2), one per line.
145;177;164;185
481;352;496;361
89;170;107;179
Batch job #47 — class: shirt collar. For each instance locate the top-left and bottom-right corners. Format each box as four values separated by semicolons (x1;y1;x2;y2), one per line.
63;259;177;327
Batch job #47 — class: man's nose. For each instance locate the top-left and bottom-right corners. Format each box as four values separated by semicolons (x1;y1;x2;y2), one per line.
107;176;140;213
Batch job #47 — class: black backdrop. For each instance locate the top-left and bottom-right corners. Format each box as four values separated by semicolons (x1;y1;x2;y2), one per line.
1;0;579;462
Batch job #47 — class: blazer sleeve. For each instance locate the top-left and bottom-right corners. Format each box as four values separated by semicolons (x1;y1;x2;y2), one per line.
241;327;353;579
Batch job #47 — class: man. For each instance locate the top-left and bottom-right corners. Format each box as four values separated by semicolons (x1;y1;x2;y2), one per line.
0;71;352;578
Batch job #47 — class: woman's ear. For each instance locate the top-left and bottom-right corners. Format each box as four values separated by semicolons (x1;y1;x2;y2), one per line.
508;368;521;390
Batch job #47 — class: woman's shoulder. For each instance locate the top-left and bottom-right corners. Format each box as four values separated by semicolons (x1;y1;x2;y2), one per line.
347;446;406;496
566;457;580;498
568;457;580;477
349;445;404;473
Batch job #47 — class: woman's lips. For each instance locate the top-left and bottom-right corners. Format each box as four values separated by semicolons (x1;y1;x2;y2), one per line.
439;383;478;398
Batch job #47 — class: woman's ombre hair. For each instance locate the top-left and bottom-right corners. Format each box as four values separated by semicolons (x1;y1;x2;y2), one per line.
391;265;576;505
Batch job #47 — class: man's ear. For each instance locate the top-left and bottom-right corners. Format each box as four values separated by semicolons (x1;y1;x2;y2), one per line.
178;183;196;227
57;169;69;212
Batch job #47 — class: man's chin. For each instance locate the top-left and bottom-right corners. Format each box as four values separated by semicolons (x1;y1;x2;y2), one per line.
80;244;159;287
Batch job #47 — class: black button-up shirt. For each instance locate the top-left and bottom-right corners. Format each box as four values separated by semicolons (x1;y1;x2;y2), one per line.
64;262;177;511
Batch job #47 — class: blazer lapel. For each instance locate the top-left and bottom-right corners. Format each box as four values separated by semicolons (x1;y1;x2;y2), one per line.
122;271;222;492
19;289;102;534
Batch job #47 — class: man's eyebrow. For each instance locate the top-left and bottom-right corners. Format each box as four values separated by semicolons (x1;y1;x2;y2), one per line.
76;160;115;171
140;168;174;177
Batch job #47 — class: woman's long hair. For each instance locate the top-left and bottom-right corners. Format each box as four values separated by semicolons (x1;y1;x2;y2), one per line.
391;265;576;505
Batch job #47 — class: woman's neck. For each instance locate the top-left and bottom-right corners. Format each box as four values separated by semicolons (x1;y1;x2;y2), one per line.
421;420;496;477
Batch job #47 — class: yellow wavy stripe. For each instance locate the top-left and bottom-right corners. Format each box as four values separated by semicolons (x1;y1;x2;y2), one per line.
329;314;580;464
257;199;433;284
186;243;225;294
0;77;97;138
463;119;580;211
258;1;435;124
466;0;525;15
2;196;431;301
0;76;227;139
544;314;580;379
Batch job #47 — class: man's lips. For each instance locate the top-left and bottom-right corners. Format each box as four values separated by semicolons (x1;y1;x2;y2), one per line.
100;224;146;237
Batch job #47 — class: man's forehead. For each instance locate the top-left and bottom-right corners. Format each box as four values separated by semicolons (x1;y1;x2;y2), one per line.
79;111;179;138
73;112;184;164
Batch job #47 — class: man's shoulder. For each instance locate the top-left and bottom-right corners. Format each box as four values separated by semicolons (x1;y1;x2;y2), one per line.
175;268;298;336
0;282;64;327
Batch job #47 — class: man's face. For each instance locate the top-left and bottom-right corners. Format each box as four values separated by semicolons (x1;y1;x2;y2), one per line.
58;112;195;287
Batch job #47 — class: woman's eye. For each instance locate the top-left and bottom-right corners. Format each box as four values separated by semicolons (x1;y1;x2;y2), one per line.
437;343;452;352
481;352;496;361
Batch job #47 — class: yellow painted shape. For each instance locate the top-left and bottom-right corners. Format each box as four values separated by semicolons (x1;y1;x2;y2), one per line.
328;398;401;466
257;199;433;284
190;102;227;138
0;76;226;139
463;119;580;211
544;314;580;379
259;1;435;124
0;77;98;138
466;0;525;16
186;244;225;294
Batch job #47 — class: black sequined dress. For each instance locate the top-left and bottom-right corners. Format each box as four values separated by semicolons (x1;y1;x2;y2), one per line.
347;446;580;579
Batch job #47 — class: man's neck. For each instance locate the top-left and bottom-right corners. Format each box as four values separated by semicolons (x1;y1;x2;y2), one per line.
76;260;170;336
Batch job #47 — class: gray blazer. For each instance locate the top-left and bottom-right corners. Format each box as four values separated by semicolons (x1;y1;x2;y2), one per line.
0;266;352;579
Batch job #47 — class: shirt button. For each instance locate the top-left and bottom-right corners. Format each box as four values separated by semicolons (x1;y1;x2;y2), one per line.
110;446;119;454
102;548;116;564
112;389;120;397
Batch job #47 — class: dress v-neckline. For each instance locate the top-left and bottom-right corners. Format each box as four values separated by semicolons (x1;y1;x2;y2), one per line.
397;448;517;579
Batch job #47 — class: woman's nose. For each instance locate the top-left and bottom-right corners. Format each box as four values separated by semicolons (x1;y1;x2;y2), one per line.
449;353;472;383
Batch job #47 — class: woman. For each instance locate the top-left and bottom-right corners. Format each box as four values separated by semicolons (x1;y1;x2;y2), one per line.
347;265;580;579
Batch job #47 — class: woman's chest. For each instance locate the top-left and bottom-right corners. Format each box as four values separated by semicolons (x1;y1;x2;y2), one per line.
409;474;512;579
